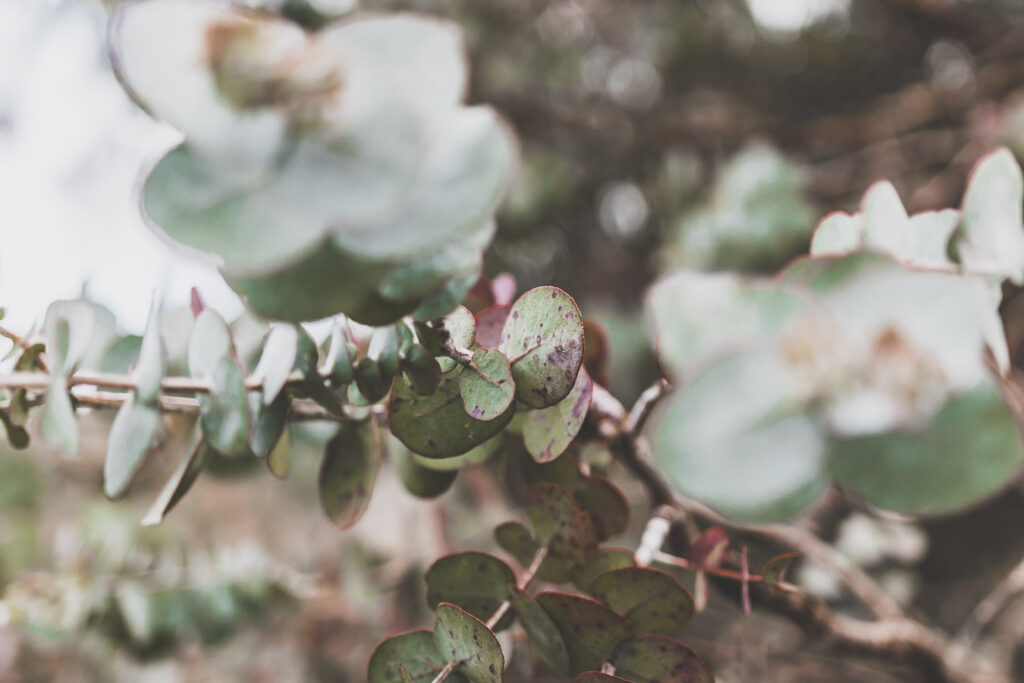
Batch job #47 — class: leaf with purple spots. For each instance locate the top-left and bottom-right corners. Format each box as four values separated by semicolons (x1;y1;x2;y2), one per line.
610;636;714;683
520;453;629;542
318;419;381;529
524;483;600;581
390;367;514;458
499;287;584;409
368;629;467;683
426;552;516;627
522;366;593;463
434;603;504;683
535;592;634;674
459;347;515;421
589;567;695;636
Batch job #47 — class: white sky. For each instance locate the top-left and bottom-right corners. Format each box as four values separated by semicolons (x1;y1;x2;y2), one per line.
0;0;243;335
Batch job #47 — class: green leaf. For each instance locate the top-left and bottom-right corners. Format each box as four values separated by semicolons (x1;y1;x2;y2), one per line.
611;636;714;683
322;319;357;386
499;287;584;409
644;271;807;380
522;367;593;463
389;367;514;458
571;548;636;593
410;433;503;472
459;347;515;420
535;592;634;675
354;357;389;404
104;395;162;499
652;351;828;522
135;300;166;404
141;427;210;526
575;674;630;683
392;441;458;498
319;420;381;529
761;552;798;584
507;585;570;675
368;629;463;683
229;244;393;323
521;454;629;541
955;147;1024;283
434;602;504;683
426;552;516;620
0;411;29;450
253;324;299;404
200;357;251;456
251;392;289;460
187;309;234;378
332;106;515;263
44;300;96;375
525;483;599;578
432;306;477;374
589;567;695;636
40;385;78;457
400;344;443;396
265;424;290;479
369;325;402;384
493;521;569;584
831;384;1023;514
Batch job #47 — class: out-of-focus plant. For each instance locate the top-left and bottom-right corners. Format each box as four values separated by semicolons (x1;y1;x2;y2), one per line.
646;148;1024;521
664;143;815;272
4;1;1024;682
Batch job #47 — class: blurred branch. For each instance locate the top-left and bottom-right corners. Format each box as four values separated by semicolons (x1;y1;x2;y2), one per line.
952;552;1024;652
0;370;347;422
590;379;1005;683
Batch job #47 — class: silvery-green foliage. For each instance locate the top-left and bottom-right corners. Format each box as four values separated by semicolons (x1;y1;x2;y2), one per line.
112;0;517;323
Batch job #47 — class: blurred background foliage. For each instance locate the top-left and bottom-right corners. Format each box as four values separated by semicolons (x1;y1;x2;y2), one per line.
6;0;1024;680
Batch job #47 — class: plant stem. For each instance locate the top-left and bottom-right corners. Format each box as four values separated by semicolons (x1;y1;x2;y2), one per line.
436;542;550;683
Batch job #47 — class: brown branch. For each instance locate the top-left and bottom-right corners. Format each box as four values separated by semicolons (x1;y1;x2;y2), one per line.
953;552;1024;652
435;541;550;683
593;380;1004;683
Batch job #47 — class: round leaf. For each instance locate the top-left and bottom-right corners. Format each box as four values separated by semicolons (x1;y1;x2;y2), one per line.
611;636;714;683
499;287;584;409
535;592;634;675
434;602;504;683
522;366;593;462
389;367;514;458
831;384;1023;514
652;351;828;522
426;552;516;620
392;442;458;498
589;567;695;636
369;629;464;683
459;347;515;421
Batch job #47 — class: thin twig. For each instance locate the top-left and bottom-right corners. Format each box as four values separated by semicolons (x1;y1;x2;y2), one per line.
624;378;670;435
594;378;1005;683
953;553;1024;652
437;542;550;682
